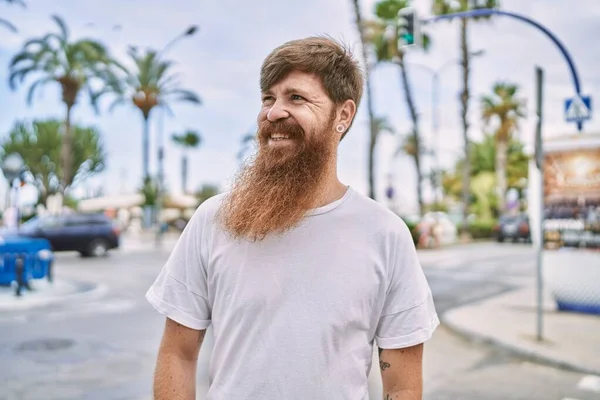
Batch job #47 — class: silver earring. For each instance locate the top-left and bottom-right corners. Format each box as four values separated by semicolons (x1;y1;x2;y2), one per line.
336;124;345;133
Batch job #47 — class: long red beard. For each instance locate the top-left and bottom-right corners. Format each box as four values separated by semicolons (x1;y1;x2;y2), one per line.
217;117;336;241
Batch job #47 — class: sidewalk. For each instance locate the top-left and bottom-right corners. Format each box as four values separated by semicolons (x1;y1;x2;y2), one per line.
0;278;107;311
442;285;600;375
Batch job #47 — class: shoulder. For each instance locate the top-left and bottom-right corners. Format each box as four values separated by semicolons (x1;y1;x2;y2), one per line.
186;192;228;230
343;188;414;242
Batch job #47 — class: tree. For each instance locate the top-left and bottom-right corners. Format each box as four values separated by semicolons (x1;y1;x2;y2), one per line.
0;119;105;205
432;0;499;230
364;0;432;216
350;0;380;200
481;82;526;211
441;133;528;217
140;177;158;206
104;47;201;183
171;130;202;194
0;0;25;33
8;15;119;191
195;183;220;204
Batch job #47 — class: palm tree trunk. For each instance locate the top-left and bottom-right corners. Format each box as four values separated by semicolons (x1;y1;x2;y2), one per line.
142;113;150;182
459;17;471;234
495;138;508;213
351;0;378;200
181;154;188;194
39;173;51;207
60;104;73;193
397;56;424;216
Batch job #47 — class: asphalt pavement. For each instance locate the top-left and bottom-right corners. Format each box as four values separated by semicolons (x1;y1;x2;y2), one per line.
0;242;597;399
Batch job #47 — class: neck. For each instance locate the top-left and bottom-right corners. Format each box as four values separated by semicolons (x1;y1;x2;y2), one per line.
311;160;347;208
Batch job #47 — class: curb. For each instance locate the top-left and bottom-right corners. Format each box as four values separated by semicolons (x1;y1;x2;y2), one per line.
440;314;600;376
0;281;109;311
417;239;497;252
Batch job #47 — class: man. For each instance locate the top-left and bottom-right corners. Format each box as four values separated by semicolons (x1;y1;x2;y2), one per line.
146;36;439;399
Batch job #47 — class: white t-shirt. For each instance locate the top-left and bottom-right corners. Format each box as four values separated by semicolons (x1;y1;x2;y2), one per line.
146;187;439;399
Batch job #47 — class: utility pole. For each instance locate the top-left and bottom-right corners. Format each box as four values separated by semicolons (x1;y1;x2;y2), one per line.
406;50;484;206
534;66;545;342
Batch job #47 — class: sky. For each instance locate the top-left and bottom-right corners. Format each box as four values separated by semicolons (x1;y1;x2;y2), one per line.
1;0;599;213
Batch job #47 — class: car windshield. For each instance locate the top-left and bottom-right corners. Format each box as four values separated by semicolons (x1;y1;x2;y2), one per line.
18;216;40;233
18;215;62;233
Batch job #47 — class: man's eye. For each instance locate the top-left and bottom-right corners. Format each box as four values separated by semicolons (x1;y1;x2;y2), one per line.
262;96;274;103
291;94;304;101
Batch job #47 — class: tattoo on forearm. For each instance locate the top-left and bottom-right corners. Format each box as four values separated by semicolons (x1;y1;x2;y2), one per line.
198;330;206;344
378;347;390;371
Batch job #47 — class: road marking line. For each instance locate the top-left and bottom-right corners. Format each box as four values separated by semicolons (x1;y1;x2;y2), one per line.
561;398;581;400
577;375;600;392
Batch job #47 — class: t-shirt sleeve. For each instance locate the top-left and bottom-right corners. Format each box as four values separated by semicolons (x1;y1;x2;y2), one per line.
145;206;212;330
375;220;439;349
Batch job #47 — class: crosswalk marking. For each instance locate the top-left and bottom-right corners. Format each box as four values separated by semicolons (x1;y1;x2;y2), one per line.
577;375;600;392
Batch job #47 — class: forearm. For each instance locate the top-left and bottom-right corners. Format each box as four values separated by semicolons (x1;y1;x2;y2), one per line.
383;388;422;400
153;352;197;400
379;345;424;400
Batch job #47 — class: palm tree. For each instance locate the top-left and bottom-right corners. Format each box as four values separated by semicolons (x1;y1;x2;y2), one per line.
481;82;526;212
105;47;201;182
8;14;119;192
364;0;431;216
442;133;529;216
171;130;202;194
350;0;380;200
432;0;499;231
0;0;25;32
0;119;105;205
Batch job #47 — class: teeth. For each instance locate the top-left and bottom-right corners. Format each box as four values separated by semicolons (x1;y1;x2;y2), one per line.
270;134;290;140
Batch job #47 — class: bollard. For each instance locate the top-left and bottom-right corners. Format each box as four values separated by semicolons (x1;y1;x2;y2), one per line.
47;260;54;283
14;255;24;297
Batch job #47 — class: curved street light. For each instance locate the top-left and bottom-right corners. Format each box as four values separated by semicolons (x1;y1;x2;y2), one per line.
2;153;25;184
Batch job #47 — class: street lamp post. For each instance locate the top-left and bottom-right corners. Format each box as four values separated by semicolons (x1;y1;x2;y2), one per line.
406;50;484;206
1;153;26;227
155;25;198;245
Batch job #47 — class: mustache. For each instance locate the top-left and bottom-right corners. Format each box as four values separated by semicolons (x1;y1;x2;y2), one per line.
258;120;305;141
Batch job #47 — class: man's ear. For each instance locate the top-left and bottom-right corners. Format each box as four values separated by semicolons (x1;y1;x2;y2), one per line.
337;99;357;130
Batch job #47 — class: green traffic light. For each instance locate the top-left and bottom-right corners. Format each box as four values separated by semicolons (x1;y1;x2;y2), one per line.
402;33;414;44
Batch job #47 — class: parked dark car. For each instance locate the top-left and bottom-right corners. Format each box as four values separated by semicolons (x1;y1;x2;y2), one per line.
494;214;531;243
11;213;120;257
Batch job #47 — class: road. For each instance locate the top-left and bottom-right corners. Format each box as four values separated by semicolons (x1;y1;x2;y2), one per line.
0;241;596;400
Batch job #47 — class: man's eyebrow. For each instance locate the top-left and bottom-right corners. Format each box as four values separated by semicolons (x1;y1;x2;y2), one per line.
284;87;313;97
262;87;312;97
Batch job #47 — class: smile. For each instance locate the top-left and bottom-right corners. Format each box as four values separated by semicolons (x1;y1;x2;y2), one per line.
270;134;291;141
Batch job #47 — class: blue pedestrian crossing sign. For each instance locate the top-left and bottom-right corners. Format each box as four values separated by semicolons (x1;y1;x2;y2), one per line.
564;95;592;123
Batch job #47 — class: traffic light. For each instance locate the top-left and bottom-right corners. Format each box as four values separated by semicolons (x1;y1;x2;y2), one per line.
398;7;421;47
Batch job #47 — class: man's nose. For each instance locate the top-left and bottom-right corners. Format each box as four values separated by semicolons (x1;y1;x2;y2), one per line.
266;101;290;122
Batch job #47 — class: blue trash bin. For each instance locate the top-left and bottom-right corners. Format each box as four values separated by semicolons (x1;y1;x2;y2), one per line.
0;237;54;294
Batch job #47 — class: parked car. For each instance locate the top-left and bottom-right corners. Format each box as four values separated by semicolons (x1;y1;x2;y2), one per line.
494;214;531;243
11;213;120;257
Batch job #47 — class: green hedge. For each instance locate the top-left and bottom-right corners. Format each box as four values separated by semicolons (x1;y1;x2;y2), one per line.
403;220;420;245
466;219;498;239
